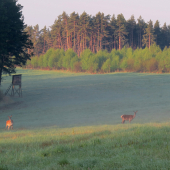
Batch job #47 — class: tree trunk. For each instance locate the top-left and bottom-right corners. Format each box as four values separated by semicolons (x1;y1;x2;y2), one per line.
140;29;142;48
131;29;133;48
74;21;76;51
149;34;150;49
0;57;4;86
114;35;116;49
119;34;121;50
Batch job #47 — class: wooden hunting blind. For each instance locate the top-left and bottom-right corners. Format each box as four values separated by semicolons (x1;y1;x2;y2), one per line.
5;74;22;97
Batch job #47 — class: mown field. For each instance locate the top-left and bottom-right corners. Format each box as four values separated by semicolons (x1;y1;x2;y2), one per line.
0;69;170;169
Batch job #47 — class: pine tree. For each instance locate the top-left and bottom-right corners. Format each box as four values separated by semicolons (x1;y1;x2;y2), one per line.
137;16;146;48
154;20;161;48
0;0;33;84
127;15;136;48
161;23;168;49
41;26;48;54
51;15;63;49
32;24;41;55
110;15;117;49
61;12;69;50
116;14;128;50
142;20;155;49
24;26;34;55
69;12;79;53
79;12;90;53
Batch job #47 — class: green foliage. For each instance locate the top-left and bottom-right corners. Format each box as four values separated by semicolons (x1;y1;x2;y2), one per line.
38;55;43;68
74;61;82;72
43;48;54;68
30;56;39;68
27;44;170;73
48;49;61;69
142;20;155;49
0;0;33;85
95;50;109;70
80;49;98;72
57;49;65;69
62;49;77;70
102;58;111;72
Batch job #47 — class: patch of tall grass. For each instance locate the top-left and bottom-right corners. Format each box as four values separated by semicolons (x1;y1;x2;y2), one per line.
1;123;170;169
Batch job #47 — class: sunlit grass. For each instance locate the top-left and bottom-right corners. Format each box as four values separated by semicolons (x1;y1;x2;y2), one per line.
1;69;170;169
1;123;170;169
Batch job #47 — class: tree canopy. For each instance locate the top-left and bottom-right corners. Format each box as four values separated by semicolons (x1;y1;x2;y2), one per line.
26;12;170;57
0;0;33;84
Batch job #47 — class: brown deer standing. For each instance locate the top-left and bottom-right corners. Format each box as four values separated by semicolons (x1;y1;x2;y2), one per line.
121;111;138;124
6;115;13;130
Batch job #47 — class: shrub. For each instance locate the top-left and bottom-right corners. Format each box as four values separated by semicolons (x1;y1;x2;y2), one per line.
110;54;120;71
38;55;44;68
56;49;65;69
62;49;77;70
80;49;98;72
48;49;64;69
74;61;82;72
146;58;158;72
120;58;128;71
102;58;111;73
43;48;54;68
26;59;31;68
70;56;79;71
31;56;39;68
95;50;109;70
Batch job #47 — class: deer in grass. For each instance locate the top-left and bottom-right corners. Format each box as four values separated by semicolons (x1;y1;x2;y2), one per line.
121;111;138;124
6;115;13;130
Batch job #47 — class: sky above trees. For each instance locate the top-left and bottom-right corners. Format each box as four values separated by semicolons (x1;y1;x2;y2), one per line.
17;0;170;30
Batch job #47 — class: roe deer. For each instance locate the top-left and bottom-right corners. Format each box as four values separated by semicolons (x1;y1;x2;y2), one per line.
121;111;138;124
6;115;13;130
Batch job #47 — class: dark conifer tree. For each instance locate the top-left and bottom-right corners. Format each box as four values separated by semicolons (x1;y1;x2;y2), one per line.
127;15;136;48
137;16;146;48
142;20;155;49
161;23;169;49
0;0;33;84
154;20;162;48
110;15;117;49
116;14;128;50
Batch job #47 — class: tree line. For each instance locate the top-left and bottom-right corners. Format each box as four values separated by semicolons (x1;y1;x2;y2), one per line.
26;44;170;73
25;12;170;57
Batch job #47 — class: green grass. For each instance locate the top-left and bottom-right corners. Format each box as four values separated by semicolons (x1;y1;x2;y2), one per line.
1;124;170;169
1;68;170;169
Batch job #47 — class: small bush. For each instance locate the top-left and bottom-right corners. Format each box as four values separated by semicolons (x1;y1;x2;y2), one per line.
74;61;82;72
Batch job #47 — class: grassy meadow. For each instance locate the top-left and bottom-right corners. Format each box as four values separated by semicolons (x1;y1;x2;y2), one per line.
1;68;170;169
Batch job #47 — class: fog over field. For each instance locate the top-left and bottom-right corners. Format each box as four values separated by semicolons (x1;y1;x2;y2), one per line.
1;69;170;129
